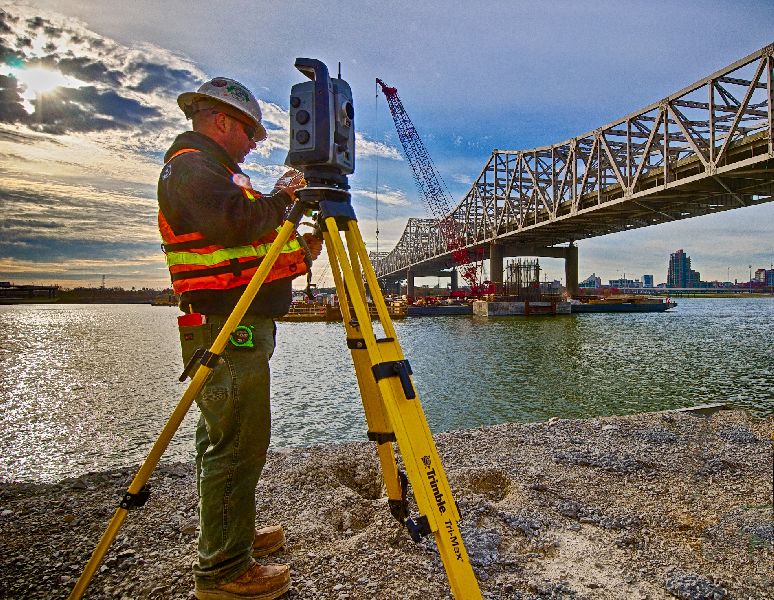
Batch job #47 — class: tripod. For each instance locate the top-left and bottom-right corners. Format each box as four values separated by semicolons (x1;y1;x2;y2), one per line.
69;184;483;599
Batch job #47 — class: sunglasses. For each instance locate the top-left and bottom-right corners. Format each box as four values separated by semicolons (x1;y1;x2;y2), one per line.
211;110;257;141
237;120;257;142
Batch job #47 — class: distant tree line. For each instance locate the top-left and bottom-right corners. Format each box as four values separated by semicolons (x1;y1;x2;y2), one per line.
58;286;174;304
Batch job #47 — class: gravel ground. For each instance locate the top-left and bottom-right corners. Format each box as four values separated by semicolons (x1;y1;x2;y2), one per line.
1;408;771;600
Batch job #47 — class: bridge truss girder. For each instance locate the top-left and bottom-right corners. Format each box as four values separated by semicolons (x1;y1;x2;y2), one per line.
373;43;774;281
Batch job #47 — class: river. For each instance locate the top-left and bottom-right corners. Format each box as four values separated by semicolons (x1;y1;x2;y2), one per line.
1;297;771;482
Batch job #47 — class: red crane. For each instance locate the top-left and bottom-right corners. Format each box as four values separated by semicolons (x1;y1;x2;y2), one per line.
376;78;485;293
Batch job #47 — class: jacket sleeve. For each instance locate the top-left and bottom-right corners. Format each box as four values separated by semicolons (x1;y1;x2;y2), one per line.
165;152;292;246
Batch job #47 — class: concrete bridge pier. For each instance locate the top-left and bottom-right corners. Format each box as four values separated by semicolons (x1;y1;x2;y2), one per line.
450;269;458;292
565;242;578;298
406;269;415;299
490;241;504;294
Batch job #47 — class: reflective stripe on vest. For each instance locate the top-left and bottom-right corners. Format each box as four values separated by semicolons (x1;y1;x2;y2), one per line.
164;237;301;268
159;148;307;293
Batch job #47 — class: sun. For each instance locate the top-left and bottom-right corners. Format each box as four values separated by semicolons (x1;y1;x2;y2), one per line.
12;66;77;95
4;66;84;115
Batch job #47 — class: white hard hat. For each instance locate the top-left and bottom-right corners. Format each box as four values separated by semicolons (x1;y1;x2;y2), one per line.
177;77;267;141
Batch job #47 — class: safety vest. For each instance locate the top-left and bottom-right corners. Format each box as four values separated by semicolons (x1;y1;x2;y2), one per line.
159;148;307;295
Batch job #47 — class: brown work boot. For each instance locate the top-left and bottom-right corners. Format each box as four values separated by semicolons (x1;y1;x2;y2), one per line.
252;525;285;557
194;562;290;600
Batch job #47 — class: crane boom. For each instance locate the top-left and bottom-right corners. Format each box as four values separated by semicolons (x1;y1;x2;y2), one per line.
376;79;480;288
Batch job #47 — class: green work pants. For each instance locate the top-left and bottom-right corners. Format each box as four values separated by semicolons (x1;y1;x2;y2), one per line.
179;315;276;588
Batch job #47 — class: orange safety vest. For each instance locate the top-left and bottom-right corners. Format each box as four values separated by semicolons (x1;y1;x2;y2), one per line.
158;148;307;295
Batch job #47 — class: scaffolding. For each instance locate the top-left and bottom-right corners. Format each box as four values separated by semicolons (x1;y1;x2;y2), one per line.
505;259;541;300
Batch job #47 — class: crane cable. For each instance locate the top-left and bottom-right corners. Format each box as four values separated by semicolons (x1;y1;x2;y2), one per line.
374;79;380;256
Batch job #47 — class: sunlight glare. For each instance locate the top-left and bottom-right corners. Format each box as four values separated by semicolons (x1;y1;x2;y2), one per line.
13;67;78;94
4;66;85;114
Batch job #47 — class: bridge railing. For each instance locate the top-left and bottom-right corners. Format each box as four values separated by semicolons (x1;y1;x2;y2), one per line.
374;43;773;279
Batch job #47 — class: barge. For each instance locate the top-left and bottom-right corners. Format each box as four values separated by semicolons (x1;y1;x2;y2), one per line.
570;296;677;313
277;302;407;322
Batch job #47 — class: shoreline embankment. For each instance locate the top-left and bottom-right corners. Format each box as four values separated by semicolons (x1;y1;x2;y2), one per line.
1;408;771;599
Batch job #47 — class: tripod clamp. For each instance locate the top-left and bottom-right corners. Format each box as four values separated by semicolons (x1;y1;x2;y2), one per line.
119;485;151;510
178;347;221;382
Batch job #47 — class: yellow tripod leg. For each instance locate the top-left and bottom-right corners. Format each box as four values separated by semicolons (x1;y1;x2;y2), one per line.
322;228;405;508
69;218;301;600
322;216;483;599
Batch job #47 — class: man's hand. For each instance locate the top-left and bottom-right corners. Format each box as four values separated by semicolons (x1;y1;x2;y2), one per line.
302;233;323;261
272;169;306;199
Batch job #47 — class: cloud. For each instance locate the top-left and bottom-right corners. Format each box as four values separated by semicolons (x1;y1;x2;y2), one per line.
0;5;203;140
0;4;204;288
250;100;290;158
55;55;123;86
357;137;402;160
126;60;200;94
0;174;158;248
355;186;410;207
0;73;27;121
0;167;168;287
355;215;410;250
28;85;162;134
450;173;471;186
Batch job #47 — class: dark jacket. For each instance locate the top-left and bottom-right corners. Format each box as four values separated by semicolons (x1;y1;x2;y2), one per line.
158;131;294;316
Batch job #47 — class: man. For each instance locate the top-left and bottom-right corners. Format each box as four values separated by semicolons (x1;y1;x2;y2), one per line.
157;77;321;600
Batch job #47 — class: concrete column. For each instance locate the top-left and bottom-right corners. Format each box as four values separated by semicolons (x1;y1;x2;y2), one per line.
450;269;458;292
490;242;504;294
406;269;415;299
395;281;401;296
565;242;579;298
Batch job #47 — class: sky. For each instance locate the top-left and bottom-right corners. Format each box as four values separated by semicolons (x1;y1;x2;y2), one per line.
0;1;772;290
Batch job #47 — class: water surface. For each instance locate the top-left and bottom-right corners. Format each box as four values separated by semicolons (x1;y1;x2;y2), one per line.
1;298;771;482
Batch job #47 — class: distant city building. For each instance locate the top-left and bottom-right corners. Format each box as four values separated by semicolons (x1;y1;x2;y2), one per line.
579;273;602;288
608;278;641;288
667;249;701;287
642;274;654;287
754;268;767;282
540;280;563;293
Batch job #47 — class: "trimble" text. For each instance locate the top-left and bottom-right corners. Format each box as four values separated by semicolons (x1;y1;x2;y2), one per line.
425;467;447;514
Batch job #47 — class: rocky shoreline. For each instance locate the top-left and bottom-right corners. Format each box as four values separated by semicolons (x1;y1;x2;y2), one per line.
1;408;771;599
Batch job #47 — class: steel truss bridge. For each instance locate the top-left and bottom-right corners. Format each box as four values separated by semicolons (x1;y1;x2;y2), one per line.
372;44;774;290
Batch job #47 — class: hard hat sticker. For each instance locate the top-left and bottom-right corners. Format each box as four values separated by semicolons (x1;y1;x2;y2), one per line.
226;84;250;103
